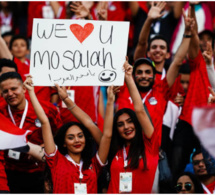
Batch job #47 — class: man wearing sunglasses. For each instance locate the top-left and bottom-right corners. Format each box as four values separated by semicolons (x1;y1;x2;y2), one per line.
192;150;215;194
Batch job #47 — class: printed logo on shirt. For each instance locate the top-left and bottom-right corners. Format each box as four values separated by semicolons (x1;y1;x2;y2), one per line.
148;97;157;105
35;119;42;127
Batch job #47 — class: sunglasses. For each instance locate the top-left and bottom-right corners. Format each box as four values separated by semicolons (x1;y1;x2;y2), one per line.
175;183;192;192
192;159;205;166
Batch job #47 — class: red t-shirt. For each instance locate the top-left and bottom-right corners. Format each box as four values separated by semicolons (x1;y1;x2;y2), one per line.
13;57;30;82
46;149;104;193
58;86;100;125
0;151;9;192
205;180;215;194
107;131;159;193
116;78;171;145
179;51;211;125
0;100;62;173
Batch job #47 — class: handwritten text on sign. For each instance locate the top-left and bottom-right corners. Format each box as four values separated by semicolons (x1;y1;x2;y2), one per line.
30;19;129;86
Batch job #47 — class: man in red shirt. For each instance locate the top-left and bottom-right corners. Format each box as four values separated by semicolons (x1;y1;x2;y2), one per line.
192;150;215;194
0;72;62;193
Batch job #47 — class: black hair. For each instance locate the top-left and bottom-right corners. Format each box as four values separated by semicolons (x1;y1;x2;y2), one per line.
148;34;170;52
0;72;22;84
192;149;202;161
133;57;156;76
2;31;14;38
179;62;190;74
108;108;147;170
9;35;29;50
0;58;18;73
54;122;94;170
174;172;204;193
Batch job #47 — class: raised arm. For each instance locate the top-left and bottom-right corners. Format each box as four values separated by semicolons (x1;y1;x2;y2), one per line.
203;41;215;89
0;34;13;60
166;7;194;88
55;84;102;145
70;1;92;19
124;59;154;138
188;2;200;59
24;76;55;154
134;1;166;61
98;86;120;164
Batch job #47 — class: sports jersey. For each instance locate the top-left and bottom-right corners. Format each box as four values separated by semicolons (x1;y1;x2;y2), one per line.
204;180;215;194
13;57;30;82
179;51;211;125
0;151;9;192
107;131;159;193
0;100;62;173
58;86;100;124
45;148;105;193
116;78;171;145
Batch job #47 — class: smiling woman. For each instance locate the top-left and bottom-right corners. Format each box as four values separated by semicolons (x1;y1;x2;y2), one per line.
23;75;117;193
107;59;159;193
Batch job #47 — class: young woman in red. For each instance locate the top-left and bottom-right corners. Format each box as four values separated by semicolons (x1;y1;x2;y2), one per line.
24;76;119;193
107;60;159;193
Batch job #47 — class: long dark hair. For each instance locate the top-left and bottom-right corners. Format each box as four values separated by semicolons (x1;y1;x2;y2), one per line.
174;172;204;193
109;108;147;170
54;122;93;170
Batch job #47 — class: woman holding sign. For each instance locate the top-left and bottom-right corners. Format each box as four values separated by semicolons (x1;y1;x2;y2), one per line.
107;60;159;193
24;75;119;193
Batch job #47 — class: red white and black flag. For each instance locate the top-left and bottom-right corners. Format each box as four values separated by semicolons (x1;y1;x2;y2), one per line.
192;105;215;158
0;112;31;150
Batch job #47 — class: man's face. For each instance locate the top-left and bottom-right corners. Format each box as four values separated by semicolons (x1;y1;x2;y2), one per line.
180;74;190;94
147;39;170;64
193;153;208;177
0;78;26;109
199;33;213;52
11;39;29;59
134;64;155;92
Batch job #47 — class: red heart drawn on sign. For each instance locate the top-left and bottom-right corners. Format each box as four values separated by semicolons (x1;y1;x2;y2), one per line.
70;23;94;43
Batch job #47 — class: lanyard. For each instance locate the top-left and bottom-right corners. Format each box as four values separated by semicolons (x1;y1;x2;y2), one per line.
65;154;83;181
202;183;215;194
123;146;128;168
8;100;28;129
142;89;152;104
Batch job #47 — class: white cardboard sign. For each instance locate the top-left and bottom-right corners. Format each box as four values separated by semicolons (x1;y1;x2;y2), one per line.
30;19;129;86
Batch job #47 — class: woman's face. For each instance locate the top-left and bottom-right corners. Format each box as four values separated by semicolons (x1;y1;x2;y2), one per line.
175;175;195;194
64;125;86;154
116;113;136;141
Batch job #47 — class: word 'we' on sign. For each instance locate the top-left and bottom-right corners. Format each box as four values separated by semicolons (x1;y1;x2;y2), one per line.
30;19;130;86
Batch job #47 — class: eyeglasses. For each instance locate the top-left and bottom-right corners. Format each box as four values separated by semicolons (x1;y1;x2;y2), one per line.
175;183;192;192
192;159;205;165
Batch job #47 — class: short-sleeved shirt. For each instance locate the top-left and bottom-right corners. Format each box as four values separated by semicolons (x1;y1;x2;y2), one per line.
0;151;9;191
107;131;159;193
0;100;62;173
180;51;211;125
46;148;105;193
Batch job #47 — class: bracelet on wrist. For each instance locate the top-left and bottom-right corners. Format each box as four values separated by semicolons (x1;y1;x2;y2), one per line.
183;34;192;38
68;104;76;111
62;96;68;101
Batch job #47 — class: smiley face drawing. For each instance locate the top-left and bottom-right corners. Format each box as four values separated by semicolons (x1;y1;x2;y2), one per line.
98;70;117;83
